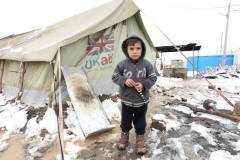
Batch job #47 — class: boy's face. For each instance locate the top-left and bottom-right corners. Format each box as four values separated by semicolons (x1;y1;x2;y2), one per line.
127;42;142;60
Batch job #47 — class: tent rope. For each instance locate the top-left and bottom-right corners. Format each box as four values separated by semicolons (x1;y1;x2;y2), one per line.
140;10;234;107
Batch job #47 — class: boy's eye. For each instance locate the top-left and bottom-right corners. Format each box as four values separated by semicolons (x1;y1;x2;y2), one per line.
128;47;141;50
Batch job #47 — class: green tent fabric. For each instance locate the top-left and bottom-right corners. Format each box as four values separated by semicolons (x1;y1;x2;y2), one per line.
0;0;157;105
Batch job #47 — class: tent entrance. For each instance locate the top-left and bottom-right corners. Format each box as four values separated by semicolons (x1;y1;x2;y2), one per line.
61;67;114;137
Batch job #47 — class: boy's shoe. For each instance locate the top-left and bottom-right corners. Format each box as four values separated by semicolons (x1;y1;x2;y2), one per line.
136;134;147;155
117;132;129;150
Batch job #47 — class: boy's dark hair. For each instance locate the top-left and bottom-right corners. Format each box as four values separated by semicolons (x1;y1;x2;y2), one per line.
121;36;146;59
125;38;142;47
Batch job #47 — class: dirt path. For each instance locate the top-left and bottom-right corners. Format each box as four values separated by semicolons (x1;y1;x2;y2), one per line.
41;139;61;160
0;134;25;160
0;96;164;160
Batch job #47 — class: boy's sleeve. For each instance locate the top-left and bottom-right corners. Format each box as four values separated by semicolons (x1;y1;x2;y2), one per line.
140;62;157;90
112;62;127;87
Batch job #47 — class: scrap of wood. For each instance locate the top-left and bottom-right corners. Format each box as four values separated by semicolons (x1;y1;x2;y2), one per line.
169;100;240;122
61;67;114;137
180;101;240;122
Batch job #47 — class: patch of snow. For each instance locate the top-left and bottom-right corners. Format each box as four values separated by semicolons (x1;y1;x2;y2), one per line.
0;94;7;105
26;117;41;138
152;114;180;131
220;131;239;139
193;144;203;155
0;141;8;152
28;146;40;157
149;129;160;142
40;107;58;134
64;105;85;140
136;157;151;160
187;98;202;105
0;103;27;133
209;150;240;160
0;132;10;152
172;105;193;114
214;97;234;111
153;149;161;155
5;109;27;133
198;113;234;125
148;129;161;155
56;142;81;160
191;91;208;103
155;77;183;90
70;127;85;141
0;133;10;141
102;99;121;122
212;78;240;94
190;122;216;145
231;140;240;151
167;138;188;160
65;142;81;158
27;134;57;159
63;130;74;141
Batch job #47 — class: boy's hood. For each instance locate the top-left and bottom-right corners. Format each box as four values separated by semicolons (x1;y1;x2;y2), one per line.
121;35;146;59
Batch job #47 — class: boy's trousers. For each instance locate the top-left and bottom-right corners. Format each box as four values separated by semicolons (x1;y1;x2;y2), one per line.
120;102;148;135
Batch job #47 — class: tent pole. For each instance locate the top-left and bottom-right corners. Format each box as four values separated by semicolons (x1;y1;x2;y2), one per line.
16;62;26;100
57;48;65;160
0;60;5;93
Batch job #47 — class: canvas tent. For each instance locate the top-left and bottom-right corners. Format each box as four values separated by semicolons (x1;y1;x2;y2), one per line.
0;0;157;106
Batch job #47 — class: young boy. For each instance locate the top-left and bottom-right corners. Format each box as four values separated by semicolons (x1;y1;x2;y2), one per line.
112;35;157;155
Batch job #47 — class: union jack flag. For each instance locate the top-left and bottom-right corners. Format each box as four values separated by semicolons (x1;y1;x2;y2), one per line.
86;31;114;56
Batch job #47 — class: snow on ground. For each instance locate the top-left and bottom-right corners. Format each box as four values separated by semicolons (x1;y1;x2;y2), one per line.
0;101;27;134
102;99;121;122
155;77;183;89
172;105;193;114
210;78;240;94
0;68;239;159
210;150;240;160
0;132;10;152
196;113;234;125
193;144;203;155
56;142;82;160
40;108;58;134
190;122;216;145
152;113;181;131
149;71;240;160
64;102;85;140
231;140;240;151
166;138;188;160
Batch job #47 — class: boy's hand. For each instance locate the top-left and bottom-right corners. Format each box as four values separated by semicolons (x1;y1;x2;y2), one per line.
125;79;136;87
135;82;143;92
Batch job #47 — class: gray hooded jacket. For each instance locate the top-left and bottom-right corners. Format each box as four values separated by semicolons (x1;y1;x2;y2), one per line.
112;36;157;107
